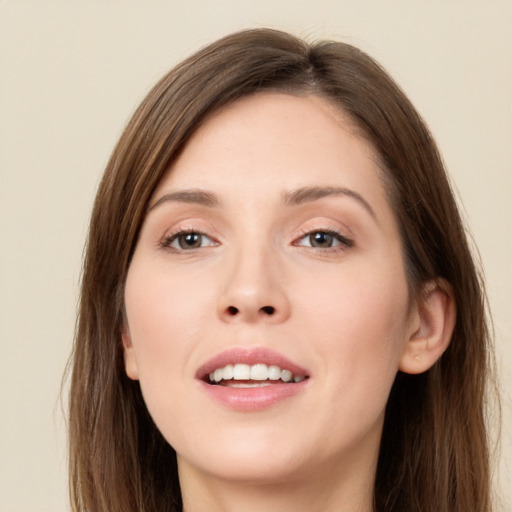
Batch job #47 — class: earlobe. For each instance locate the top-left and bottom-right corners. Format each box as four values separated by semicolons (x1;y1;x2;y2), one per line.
399;280;456;375
121;328;140;380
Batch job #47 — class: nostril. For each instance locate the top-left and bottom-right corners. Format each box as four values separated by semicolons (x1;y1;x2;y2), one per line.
260;306;275;315
227;306;239;316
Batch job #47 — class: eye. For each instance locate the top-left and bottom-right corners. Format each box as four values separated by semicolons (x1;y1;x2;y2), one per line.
295;230;353;249
162;230;217;250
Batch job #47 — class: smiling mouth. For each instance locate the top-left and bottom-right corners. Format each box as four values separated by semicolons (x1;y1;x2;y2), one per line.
206;363;308;387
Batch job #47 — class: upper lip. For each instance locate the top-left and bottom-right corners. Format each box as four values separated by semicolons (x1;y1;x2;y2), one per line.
196;347;309;381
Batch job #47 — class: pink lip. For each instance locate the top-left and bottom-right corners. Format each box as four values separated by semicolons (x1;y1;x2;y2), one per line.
196;347;310;412
196;347;309;380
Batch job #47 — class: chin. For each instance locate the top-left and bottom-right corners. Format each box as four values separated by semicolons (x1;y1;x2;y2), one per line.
175;426;316;484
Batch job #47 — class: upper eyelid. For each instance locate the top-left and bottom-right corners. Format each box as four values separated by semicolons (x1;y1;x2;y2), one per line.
160;220;219;239
290;211;355;235
294;222;353;240
153;215;224;239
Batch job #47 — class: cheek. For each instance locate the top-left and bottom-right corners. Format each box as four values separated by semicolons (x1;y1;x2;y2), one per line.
123;264;212;382
123;264;217;444
295;262;410;396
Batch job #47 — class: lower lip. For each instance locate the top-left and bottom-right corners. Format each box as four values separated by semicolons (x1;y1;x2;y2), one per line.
199;380;308;412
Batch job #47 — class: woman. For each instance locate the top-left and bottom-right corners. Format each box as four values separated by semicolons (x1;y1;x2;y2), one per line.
68;28;496;511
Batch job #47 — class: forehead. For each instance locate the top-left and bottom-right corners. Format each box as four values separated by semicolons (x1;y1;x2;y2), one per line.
155;92;389;212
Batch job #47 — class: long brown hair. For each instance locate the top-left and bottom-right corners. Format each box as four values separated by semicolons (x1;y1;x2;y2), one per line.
68;28;496;511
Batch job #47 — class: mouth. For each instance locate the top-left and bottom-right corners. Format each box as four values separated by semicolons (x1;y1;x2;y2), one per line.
206;363;308;387
196;347;310;410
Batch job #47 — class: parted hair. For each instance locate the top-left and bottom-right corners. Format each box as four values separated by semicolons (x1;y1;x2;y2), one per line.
68;28;496;512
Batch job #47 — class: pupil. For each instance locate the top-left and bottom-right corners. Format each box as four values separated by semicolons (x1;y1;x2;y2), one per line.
180;233;201;248
311;232;333;248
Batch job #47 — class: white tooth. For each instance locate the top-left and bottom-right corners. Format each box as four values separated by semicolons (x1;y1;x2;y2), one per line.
230;382;272;388
233;363;250;380
250;364;268;381
209;372;215;382
281;369;293;382
293;375;305;383
214;368;223;383
222;364;234;380
268;365;281;380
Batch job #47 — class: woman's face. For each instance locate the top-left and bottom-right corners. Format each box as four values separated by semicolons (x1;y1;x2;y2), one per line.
123;93;417;485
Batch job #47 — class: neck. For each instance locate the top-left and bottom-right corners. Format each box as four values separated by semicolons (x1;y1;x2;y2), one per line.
178;453;376;512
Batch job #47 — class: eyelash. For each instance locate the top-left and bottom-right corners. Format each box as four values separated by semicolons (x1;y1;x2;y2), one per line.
293;228;354;252
160;227;353;254
160;229;217;252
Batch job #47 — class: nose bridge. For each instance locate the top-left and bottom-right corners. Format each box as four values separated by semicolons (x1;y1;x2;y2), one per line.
217;237;290;323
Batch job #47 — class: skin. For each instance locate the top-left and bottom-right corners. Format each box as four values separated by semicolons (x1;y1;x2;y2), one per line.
122;93;454;512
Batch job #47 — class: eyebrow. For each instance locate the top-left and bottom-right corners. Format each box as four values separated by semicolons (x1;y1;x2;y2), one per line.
283;186;377;220
148;189;220;212
148;185;376;221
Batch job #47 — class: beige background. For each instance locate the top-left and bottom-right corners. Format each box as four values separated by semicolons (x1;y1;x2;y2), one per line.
0;1;510;510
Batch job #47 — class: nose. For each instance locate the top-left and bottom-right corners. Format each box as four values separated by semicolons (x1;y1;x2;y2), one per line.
217;246;291;324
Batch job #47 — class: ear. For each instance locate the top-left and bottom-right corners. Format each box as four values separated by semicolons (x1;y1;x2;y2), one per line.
399;279;456;374
121;327;140;380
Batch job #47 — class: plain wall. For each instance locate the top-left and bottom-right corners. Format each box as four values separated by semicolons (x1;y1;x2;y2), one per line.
1;1;510;510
